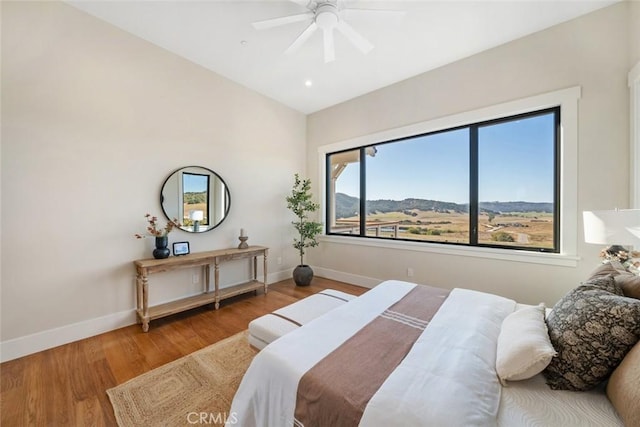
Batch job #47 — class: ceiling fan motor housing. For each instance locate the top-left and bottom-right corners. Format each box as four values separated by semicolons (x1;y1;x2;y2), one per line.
315;3;339;30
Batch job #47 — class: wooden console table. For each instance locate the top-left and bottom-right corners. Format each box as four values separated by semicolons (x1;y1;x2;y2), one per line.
133;245;268;332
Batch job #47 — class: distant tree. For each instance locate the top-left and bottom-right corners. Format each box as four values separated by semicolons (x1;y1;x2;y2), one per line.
492;231;514;242
184;192;206;204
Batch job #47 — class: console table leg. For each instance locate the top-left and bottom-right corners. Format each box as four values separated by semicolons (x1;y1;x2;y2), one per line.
253;256;257;281
263;251;268;294
142;275;149;332
135;273;143;320
214;262;220;310
204;265;210;293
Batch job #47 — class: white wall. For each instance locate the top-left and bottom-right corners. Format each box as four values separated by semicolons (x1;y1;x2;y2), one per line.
1;1;305;360
306;2;632;306
630;0;640;66
631;1;640;209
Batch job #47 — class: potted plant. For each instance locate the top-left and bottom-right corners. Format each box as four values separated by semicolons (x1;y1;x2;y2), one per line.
286;174;323;286
135;214;181;259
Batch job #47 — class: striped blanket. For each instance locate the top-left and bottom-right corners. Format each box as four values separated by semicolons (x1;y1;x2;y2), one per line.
229;280;515;427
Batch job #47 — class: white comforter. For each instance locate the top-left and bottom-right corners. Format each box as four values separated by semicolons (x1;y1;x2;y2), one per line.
228;280;516;427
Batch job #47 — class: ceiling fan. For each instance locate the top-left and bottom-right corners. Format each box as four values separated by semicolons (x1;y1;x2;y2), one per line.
251;0;404;63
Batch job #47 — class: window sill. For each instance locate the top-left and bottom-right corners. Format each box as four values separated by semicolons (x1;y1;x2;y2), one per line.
319;235;579;267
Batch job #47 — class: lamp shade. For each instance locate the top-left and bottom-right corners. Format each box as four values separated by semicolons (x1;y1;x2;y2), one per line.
190;210;204;221
583;209;640;245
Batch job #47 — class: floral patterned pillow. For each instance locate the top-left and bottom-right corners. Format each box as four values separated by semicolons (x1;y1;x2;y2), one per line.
587;262;640;299
615;274;640;300
543;275;640;391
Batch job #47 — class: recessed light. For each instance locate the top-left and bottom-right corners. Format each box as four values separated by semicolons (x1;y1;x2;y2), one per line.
304;80;313;87
240;40;248;46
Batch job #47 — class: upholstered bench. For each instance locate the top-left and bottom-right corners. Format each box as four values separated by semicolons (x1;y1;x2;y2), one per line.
248;289;356;350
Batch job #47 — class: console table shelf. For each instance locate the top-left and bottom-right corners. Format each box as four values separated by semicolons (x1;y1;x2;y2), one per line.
134;245;268;332
219;280;264;300
141;292;218;321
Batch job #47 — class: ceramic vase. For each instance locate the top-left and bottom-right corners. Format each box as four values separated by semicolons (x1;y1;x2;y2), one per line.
293;265;313;286
153;236;170;259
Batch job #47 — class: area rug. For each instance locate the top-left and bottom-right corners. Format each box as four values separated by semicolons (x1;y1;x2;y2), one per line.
107;331;256;427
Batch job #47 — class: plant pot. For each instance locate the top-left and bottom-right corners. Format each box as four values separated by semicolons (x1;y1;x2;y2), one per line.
293;265;313;286
153;236;170;259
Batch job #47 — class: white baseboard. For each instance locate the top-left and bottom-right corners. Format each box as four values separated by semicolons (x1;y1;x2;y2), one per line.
312;266;380;289
0;268;373;362
271;266;380;289
0;309;137;363
267;269;293;284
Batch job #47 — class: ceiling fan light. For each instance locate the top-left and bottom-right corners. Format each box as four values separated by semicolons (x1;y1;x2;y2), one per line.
315;4;338;30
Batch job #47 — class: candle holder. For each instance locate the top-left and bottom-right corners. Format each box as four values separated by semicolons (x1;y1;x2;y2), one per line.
238;235;249;249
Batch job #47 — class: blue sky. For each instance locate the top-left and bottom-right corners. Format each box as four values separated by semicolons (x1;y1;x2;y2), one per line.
335;112;555;204
183;173;208;193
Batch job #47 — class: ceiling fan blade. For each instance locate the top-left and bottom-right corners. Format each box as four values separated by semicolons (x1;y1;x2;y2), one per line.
323;28;335;63
252;12;312;30
285;22;318;55
335;21;373;54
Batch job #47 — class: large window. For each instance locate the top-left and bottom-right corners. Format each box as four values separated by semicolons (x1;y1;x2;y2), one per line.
326;107;560;252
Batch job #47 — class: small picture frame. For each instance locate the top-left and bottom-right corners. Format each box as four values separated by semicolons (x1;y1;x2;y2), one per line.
172;241;190;256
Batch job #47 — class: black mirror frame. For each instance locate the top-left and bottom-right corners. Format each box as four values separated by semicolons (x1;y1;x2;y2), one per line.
160;166;231;233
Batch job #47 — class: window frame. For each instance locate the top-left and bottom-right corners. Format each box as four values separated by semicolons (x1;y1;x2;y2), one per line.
472;107;561;251
182;171;211;226
317;87;581;267
325;107;560;253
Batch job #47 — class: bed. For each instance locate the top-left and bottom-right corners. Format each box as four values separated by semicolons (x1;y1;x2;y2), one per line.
229;277;639;427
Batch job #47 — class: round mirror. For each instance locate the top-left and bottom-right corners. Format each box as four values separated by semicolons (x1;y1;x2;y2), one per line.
160;166;231;233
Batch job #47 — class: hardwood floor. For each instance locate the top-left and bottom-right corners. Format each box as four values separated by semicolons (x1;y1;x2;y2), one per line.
0;277;367;426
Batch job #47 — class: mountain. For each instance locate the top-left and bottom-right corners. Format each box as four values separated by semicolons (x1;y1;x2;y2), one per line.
478;200;554;213
334;193;553;219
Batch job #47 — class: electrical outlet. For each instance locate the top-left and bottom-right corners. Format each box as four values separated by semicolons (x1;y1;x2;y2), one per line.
407;268;414;277
192;273;199;284
277;257;282;265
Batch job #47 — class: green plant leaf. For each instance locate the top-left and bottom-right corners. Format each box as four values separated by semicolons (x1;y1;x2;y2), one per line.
287;174;323;265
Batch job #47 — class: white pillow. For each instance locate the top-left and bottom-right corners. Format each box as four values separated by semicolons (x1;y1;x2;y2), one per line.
496;303;557;385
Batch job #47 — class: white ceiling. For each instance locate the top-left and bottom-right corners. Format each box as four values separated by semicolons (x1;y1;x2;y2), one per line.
68;0;619;114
